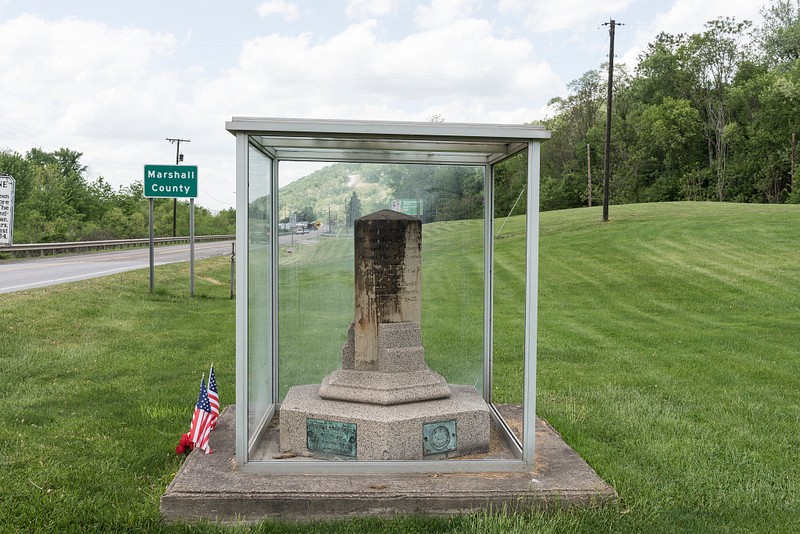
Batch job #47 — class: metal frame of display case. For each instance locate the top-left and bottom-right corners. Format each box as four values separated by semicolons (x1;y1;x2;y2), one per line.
227;117;550;474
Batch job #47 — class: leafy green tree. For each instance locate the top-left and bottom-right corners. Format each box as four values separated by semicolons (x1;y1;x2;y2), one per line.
758;0;800;66
633;32;695;105
346;191;362;227
541;65;633;209
542;70;604;204
726;60;800;202
493;151;527;217
631;97;705;200
685;18;753;200
0;151;34;206
427;165;483;221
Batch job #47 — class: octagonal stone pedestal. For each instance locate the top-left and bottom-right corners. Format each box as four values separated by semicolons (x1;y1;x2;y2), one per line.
279;384;490;461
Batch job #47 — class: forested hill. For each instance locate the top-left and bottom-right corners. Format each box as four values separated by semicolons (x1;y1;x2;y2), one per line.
278;163;392;223
539;3;800;210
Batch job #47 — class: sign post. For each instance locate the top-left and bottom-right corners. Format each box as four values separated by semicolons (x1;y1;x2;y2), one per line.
0;174;14;246
149;198;154;292
190;197;195;296
144;164;198;295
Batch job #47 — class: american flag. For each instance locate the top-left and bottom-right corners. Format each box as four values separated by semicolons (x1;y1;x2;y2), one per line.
208;366;219;430
189;377;213;454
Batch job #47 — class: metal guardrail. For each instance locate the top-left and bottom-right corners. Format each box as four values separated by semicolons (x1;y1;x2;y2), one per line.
0;235;235;257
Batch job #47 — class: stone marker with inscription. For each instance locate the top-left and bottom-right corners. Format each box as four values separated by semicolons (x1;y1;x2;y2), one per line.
280;210;490;460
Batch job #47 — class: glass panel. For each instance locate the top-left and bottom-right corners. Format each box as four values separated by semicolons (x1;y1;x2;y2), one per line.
420;165;484;393
247;144;273;443
277;161;353;400
277;162;484;400
492;151;528;442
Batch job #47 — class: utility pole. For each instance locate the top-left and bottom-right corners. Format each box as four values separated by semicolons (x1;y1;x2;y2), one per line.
166;137;190;236
587;143;592;207
601;18;619;223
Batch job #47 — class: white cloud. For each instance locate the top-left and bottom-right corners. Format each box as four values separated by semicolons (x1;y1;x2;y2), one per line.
497;0;522;15
414;0;481;29
499;0;634;32
650;0;762;33
256;0;299;21
0;15;225;205
346;0;398;20
0;15;178;156
199;17;561;123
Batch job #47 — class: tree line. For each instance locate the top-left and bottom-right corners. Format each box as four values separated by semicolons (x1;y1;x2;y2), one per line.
538;0;800;210
0;148;234;244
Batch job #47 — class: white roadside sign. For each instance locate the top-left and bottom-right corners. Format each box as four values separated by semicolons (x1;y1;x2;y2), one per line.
0;174;14;246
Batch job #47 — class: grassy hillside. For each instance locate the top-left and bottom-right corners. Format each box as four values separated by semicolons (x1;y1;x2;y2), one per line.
535;202;800;531
1;202;800;531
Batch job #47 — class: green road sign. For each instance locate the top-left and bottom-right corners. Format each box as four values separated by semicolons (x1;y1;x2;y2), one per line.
144;164;198;198
391;198;423;216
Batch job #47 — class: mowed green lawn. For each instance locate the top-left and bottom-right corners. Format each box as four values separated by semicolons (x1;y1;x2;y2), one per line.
1;201;799;532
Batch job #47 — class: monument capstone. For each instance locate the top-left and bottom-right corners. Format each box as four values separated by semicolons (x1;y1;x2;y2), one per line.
279;209;490;460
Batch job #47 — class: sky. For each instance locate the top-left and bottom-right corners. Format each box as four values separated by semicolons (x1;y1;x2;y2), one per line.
0;0;766;211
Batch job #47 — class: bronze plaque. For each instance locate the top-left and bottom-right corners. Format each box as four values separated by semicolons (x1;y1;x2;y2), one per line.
306;418;357;458
423;419;457;456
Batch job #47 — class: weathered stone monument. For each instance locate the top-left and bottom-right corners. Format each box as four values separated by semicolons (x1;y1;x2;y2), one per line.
280;209;490;460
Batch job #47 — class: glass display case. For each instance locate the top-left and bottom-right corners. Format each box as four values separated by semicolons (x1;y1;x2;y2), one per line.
228;118;549;473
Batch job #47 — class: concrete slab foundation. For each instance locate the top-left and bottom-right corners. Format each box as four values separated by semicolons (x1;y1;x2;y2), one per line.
161;406;617;523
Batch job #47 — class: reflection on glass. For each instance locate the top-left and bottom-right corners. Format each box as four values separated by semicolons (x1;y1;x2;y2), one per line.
492;151;528;408
247;145;272;442
276;162;485;399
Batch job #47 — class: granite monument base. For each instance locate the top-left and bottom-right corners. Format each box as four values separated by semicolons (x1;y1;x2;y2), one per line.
280;384;490;460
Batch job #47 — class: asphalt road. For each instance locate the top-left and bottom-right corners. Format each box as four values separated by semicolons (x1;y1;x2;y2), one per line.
0;240;234;294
